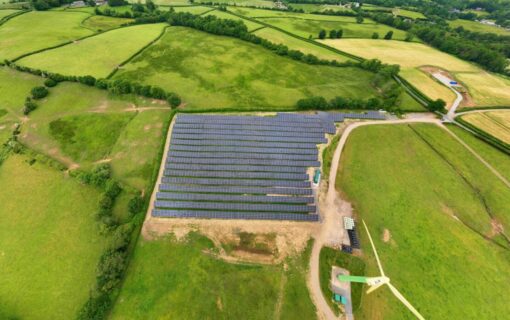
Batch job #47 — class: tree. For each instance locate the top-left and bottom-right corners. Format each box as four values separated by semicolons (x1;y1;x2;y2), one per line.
372;32;379;39
146;0;156;11
404;33;414;42
336;29;343;39
108;0;126;7
428;99;446;112
31;86;48;99
318;29;326;39
356;15;364;24
44;78;57;87
166;93;181;108
329;30;337;39
33;0;50;10
23;98;37;115
384;31;393;40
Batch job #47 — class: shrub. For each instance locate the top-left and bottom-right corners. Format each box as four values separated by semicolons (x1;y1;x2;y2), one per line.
44;78;57;87
318;29;326;39
428;99;446;112
23;98;38;115
384;31;393;40
128;196;144;217
31;86;49;99
166;92;181;108
372;32;379;39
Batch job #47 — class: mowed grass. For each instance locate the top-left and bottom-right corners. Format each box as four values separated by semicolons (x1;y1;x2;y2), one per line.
0;8;17;18
199;0;276;8
447;124;510;183
114;26;381;110
338;124;510;319
289;3;353;14
257;16;408;40
0;154;107;320
81;15;133;31
321;39;510;107
400;68;456;104
450;19;510;36
0;66;43;116
254;27;352;62
204;9;263;31
0;11;92;60
110;232;316;319
18;24;166;78
461;111;510;144
393;8;426;20
171;5;212;14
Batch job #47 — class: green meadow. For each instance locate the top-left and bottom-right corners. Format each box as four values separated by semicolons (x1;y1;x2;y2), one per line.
110;232;316;319
256;16;408;40
0;154;108;320
0;8;17;18
0;67;43;116
171;5;212;14
450;19;510;36
81;15;134;32
18;23;166;78
338;124;510;319
0;11;92;60
114;27;418;110
204;9;263;31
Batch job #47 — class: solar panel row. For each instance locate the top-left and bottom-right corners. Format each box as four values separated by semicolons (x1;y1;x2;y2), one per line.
165;163;306;173
156;192;314;203
174;123;329;133
152;209;320;221
169;144;318;155
166;157;320;167
159;184;313;195
168;151;318;161
155;200;316;212
176;115;327;128
161;177;311;188
163;169;308;180
172;128;327;139
170;138;318;149
172;133;327;144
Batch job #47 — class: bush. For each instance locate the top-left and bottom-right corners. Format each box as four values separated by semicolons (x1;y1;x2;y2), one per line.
128;196;144;217
318;29;326;39
23;98;38;115
372;32;379;39
384;31;393;40
31;86;49;99
44;78;57;87
428;99;446;112
166;92;181;108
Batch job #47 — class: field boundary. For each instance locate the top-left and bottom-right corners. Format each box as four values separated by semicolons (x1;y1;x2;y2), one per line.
106;24;170;79
455;117;510;154
0;9;28;26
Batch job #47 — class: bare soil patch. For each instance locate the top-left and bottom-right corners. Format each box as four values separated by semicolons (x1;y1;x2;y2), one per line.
382;229;391;243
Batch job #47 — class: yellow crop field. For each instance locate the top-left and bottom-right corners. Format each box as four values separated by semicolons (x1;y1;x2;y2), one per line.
462;111;510;144
321;39;510;107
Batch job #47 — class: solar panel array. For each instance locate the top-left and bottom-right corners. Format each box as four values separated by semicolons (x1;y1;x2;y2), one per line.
153;111;385;221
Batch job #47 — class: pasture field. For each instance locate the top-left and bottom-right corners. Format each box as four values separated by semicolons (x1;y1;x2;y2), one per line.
288;3;353;14
18;81;171;190
254;27;352;62
171;5;212;14
198;0;276;7
0;67;43;116
81;15;134;31
229;6;362;19
450;19;510;36
114;26;396;110
460;111;510;145
400;68;456;105
256;16;408;40
0;11;92;60
18;23;166;78
393;8;426;19
337;124;510;319
0;153;108;320
0;8;17;18
204;9;263;31
447;124;510;183
321;39;510;107
110;232;316;319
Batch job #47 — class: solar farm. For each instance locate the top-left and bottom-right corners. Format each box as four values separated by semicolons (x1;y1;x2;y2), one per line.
152;111;385;221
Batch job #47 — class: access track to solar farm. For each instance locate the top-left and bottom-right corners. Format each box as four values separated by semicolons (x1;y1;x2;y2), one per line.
151;111;385;221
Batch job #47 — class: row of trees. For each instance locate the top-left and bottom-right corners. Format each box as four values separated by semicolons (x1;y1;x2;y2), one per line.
318;29;344;39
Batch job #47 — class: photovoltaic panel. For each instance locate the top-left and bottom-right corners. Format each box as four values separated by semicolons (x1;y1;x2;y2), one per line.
170;139;318;149
176;115;327;128
172;128;326;139
165;163;306;173
161;177;311;188
171;133;327;144
167;151;317;161
174;123;329;133
156;192;314;203
169;144;318;155
152;209;319;221
154;200;316;212
166;156;320;167
159;184;313;195
163;169;308;180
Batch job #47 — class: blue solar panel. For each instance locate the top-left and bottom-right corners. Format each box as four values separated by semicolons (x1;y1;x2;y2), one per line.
171;133;327;144
165;163;306;173
152;209;320;221
156;192;314;203
170;138;318;149
159;184;313;195
163;169;308;180
154;200;316;212
167;151;317;161
166;157;320;167
169;144;318;155
172;128;326;139
161;177;311;188
174;123;328;133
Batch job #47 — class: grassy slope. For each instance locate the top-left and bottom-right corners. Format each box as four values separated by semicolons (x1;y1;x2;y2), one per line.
447;124;510;183
0;11;93;60
110;233;314;319
81;15;134;32
114;26;381;110
321;39;510;107
0;67;43;116
254;27;352;62
461;111;510;144
450;19;510;36
171;5;212;14
18;24;166;78
0;154;107;320
205;9;263;31
256;16;408;40
337;124;510;319
0;8;17;18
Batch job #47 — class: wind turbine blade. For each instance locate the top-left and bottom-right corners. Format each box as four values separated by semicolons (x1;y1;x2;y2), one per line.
366;283;384;294
362;219;385;276
387;283;425;320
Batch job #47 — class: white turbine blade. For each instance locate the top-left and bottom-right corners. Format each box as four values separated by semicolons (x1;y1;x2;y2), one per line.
387;283;425;320
362;219;385;276
366;283;384;294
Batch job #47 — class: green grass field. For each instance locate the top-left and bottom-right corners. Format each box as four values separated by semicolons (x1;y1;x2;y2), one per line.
0;67;43;116
110;232;316;319
393;8;426;19
204;9;263;31
450;19;510;36
338;124;510;319
0;8;17;18
447;124;510;183
18;24;166;78
198;0;276;8
460;111;510;144
322;39;510;107
256;16;408;40
114;26;389;110
288;3;353;14
254;27;352;62
171;5;212;14
0;11;93;60
0;153;108;320
81;15;134;32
